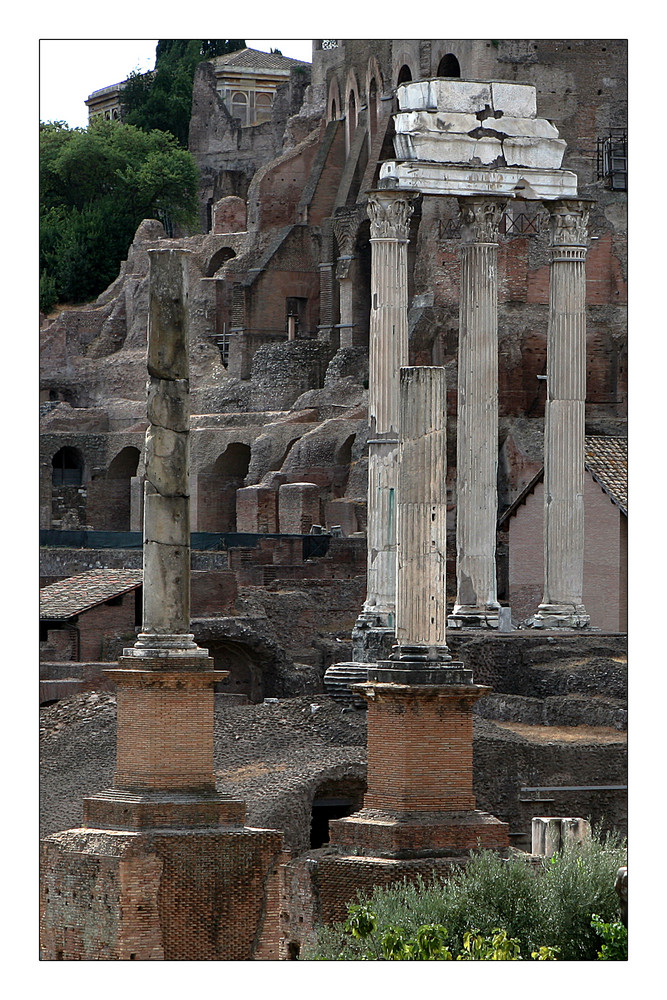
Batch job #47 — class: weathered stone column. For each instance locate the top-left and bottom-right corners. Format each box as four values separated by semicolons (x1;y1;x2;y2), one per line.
130;249;207;657
450;195;507;629
394;366;450;659
360;188;416;630
533;199;591;627
329;364;509;858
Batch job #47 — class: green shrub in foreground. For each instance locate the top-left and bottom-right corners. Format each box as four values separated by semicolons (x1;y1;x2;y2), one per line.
303;827;626;961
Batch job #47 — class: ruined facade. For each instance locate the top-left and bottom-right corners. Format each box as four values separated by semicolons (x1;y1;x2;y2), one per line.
40;38;627;959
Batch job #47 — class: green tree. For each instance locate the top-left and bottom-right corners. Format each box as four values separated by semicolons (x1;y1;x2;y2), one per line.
121;39;245;146
40;118;199;306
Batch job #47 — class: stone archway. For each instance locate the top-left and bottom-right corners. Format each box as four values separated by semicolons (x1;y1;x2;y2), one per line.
99;446;141;530
197;442;251;532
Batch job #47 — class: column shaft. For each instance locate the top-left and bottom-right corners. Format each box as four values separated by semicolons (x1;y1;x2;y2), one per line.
395;366;448;651
362;190;415;624
131;249;205;655
535;200;591;627
451;197;506;627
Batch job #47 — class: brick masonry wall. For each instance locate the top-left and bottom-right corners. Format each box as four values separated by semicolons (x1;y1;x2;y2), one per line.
364;691;478;812
114;675;216;792
41;827;286;960
508;475;624;629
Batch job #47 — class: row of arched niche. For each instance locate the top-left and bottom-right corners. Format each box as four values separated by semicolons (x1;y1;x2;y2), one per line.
327;51;461;155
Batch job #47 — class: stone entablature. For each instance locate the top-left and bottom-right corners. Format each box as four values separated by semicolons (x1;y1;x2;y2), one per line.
380;77;577;199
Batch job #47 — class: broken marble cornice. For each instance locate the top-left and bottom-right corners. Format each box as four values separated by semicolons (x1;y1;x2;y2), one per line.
385;77;574;199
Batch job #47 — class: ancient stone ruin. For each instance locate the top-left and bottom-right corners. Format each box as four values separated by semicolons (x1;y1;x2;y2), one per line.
40;39;627;960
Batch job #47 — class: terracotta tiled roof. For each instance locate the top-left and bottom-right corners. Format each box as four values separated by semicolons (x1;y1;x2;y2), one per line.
40;569;142;621
212;47;310;71
498;434;627;527
585;436;627;515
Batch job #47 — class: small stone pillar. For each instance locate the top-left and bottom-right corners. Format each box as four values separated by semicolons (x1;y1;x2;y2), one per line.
278;482;320;534
531;816;591;857
360;187;416;630
450;195;507;629
531;199;592;628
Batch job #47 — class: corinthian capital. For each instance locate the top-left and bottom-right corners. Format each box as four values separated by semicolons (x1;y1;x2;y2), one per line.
367;190;415;240
457;196;507;244
548;199;591;247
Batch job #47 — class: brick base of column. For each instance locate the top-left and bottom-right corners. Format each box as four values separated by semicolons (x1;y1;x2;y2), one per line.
40;826;286;960
327;679;509;858
330;808;509;858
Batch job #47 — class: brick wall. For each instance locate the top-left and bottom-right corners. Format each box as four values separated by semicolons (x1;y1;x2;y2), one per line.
508;475;625;629
41;827;286;960
363;689;478;812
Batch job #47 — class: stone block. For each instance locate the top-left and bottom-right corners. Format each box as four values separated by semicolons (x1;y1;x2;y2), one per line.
236;485;278;533
503;137;566;169
429;79;493;114
143;491;189;546
531;816;591;856
278;482;320;534
491;82;537;119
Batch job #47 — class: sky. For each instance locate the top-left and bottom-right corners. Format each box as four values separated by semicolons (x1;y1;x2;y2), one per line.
39;39;313;128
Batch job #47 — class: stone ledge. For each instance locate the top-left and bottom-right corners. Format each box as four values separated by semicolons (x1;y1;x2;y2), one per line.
83;789;247;830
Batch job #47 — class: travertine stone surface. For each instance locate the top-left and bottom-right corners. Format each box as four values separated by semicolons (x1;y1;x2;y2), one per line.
362;190;416;625
533;200;591;628
451;196;507;628
395;367;448;651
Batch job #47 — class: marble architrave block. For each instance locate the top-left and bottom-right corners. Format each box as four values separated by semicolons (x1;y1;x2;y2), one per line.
393;132;503;165
394;111;559;140
379;161;578;200
490;81;537;118
397;79;537;119
503;136;566;169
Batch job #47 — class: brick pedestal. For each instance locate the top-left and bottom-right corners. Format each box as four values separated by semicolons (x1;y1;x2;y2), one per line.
329;681;509;858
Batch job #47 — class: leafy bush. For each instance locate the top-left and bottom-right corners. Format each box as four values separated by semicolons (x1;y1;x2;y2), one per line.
591;914;628;960
304;827;626;961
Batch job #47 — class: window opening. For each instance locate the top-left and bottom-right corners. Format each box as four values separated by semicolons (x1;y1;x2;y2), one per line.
397;65;412;85
597;129;627;191
52;447;83;486
437;53;461;77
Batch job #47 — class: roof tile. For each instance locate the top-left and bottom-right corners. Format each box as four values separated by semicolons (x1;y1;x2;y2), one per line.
40;569;142;621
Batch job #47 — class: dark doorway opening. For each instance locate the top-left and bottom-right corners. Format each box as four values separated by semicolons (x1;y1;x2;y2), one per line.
310;796;355;848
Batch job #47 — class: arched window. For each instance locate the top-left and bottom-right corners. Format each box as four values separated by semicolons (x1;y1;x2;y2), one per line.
346;89;357;156
437;53;461;77
205;246;236;278
231;92;248;125
52;447;83;487
397;64;412;85
255;92;272;123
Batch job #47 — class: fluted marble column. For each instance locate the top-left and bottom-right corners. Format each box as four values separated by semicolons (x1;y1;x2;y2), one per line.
128;248;207;657
395;366;450;657
450;195;507;628
533;199;592;627
361;189;416;627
